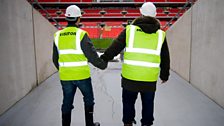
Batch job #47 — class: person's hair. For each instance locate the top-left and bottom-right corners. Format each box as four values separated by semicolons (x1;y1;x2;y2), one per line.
65;17;79;23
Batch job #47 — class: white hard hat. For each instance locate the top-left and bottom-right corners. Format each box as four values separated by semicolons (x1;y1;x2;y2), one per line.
140;2;157;17
65;5;82;21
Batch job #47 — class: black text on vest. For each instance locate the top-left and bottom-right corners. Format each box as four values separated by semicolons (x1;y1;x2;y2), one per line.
60;32;76;36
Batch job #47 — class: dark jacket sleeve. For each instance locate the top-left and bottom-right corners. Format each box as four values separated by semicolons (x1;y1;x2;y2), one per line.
100;29;126;62
80;34;107;70
52;42;59;70
159;37;170;81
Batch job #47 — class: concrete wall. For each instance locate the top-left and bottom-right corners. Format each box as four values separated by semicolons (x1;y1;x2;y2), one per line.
190;0;224;108
166;8;192;81
0;0;57;115
33;9;57;83
167;0;224;108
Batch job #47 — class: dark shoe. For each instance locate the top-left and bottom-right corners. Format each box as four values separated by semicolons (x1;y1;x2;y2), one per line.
62;112;71;126
124;120;136;126
124;124;133;126
85;106;100;126
94;122;100;126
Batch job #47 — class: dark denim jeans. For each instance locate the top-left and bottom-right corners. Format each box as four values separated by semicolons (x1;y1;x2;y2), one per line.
122;88;155;126
60;78;94;114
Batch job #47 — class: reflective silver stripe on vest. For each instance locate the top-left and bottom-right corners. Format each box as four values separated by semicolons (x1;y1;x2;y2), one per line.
59;61;88;67
124;60;160;68
156;30;163;53
76;29;82;50
54;31;61;48
59;49;83;54
126;26;164;55
125;48;159;55
128;25;136;48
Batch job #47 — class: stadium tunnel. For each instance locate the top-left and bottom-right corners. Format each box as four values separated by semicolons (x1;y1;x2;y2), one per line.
0;0;224;126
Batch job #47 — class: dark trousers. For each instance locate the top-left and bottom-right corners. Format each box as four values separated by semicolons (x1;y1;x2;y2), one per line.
61;78;95;126
122;88;155;126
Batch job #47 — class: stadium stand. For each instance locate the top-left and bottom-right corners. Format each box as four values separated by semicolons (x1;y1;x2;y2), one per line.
37;0;93;2
82;28;99;38
167;0;187;2
37;0;58;2
30;0;195;38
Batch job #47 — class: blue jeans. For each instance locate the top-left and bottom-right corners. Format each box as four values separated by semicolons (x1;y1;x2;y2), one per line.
122;88;155;126
60;78;94;114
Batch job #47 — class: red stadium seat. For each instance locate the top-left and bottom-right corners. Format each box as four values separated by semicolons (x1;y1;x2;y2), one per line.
82;28;99;38
125;13;141;17
82;22;98;26
60;0;91;1
168;13;176;17
146;0;165;2
82;0;93;2
156;13;167;16
36;0;191;33
157;8;164;13
59;22;68;26
83;9;101;13
82;13;102;17
104;8;122;13
38;10;45;14
59;15;66;17
106;22;123;26
46;9;57;13
60;0;81;2
104;13;123;17
102;28;123;38
160;21;167;27
169;8;179;13
168;0;187;2
126;9;140;13
134;0;144;2
37;0;58;2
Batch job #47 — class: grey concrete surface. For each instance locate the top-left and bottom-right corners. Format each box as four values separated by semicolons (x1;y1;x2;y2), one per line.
33;9;57;83
166;8;192;81
166;0;224;108
0;0;57;115
0;62;224;126
0;0;37;115
1;0;224;125
190;0;224;108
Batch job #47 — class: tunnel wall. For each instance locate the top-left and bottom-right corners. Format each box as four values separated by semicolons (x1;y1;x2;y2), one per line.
166;8;192;81
0;0;57;115
167;0;224;108
33;8;57;83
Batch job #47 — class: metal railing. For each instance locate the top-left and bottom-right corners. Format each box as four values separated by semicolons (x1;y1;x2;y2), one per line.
28;0;62;29
162;0;195;30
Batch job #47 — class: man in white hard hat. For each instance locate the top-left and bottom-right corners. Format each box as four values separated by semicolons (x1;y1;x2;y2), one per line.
100;2;170;126
53;5;106;126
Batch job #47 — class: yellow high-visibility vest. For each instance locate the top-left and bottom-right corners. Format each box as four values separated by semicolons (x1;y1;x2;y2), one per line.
54;27;90;80
122;25;165;82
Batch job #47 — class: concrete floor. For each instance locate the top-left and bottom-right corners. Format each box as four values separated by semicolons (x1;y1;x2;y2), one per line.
0;62;224;126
